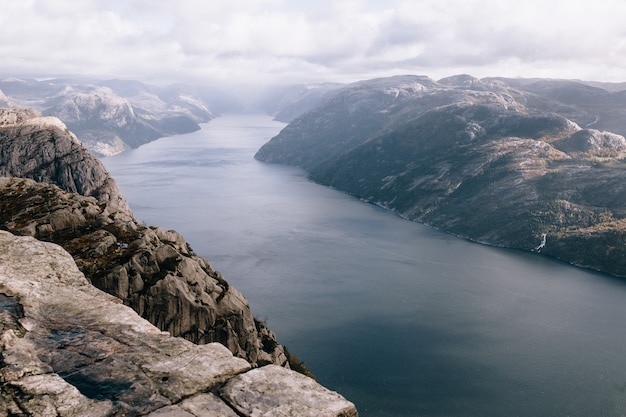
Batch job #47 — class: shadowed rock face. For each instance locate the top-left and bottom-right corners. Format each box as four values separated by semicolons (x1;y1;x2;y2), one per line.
0;231;357;416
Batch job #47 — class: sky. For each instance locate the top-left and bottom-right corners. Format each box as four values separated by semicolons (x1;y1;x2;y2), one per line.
2;0;626;87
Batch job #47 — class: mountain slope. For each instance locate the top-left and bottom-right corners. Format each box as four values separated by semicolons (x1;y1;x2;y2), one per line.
0;108;292;368
256;75;626;277
0;78;216;156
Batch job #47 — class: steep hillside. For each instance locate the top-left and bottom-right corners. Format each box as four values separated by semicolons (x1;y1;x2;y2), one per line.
256;75;626;277
0;109;293;369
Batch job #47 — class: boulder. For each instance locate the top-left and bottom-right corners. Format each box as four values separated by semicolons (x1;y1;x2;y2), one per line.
220;365;358;417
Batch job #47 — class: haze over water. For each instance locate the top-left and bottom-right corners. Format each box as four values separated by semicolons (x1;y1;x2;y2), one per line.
105;114;626;417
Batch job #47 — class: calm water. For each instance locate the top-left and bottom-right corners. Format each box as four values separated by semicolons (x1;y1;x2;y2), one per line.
104;114;626;417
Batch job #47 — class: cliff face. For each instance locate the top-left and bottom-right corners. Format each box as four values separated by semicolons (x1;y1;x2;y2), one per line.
256;75;626;277
0;231;357;416
0;108;129;210
0;108;288;369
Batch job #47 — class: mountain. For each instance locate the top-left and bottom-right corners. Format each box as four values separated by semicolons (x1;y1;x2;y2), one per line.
0;78;217;157
0;108;291;368
260;82;344;122
256;75;626;277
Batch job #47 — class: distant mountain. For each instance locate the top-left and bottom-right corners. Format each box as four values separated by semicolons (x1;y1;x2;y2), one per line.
260;82;344;122
256;74;626;277
0;88;12;107
0;77;218;156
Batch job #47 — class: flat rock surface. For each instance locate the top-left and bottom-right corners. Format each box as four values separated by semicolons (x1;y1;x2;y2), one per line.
0;231;358;416
220;365;358;417
0;231;250;416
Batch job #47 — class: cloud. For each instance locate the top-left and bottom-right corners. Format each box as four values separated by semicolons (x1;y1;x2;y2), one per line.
1;0;626;85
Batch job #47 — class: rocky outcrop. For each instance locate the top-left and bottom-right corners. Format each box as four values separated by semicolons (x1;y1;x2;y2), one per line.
0;177;288;368
552;128;626;157
221;365;358;417
0;231;357;416
0;108;129;210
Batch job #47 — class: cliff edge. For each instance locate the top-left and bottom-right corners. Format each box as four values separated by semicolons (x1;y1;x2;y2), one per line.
0;230;357;416
0;108;129;210
0;108;288;367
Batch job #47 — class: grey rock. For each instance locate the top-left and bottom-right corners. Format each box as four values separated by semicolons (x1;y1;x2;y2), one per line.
0;177;289;368
0;108;129;210
0;231;357;416
178;393;240;417
220;365;358;417
0;231;250;415
552;128;626;157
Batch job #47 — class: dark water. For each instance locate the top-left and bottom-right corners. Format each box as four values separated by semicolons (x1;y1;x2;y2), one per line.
104;114;626;417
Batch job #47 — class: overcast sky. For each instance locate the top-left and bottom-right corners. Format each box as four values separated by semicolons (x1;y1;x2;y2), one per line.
2;0;626;86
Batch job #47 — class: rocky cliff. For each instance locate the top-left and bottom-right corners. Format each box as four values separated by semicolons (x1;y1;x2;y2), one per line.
0;108;129;210
256;75;626;278
0;230;357;416
0;108;291;369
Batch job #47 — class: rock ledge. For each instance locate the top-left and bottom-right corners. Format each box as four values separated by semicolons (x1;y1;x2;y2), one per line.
0;231;358;416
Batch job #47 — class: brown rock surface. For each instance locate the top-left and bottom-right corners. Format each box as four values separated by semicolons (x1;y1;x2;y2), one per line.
0;230;250;415
0;177;288;368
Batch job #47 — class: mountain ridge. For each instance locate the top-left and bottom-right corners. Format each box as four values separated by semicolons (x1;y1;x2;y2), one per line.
256;74;626;278
0;78;217;156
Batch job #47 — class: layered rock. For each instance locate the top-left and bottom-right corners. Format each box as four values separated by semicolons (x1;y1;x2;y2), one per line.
0;108;129;210
0;231;357;416
0;108;291;369
0;177;288;368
